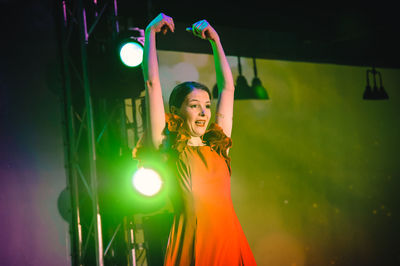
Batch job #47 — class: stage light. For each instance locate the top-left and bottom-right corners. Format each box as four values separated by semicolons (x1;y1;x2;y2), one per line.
376;71;388;99
117;27;144;68
234;57;269;100
234;56;252;99
363;67;388;100
132;168;163;197
251;58;269;100
119;41;143;67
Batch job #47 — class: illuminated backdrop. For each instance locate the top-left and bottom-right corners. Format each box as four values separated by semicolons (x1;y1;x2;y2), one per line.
156;50;400;266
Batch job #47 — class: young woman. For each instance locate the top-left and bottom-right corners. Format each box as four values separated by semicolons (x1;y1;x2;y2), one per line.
134;13;257;266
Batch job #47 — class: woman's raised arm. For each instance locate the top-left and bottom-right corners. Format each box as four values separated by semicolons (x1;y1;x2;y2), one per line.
142;13;174;149
189;20;234;137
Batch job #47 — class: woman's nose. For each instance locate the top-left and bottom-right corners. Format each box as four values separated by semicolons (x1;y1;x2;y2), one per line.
199;108;205;116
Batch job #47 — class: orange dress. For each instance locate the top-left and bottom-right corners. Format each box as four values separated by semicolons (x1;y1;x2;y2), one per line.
134;114;257;266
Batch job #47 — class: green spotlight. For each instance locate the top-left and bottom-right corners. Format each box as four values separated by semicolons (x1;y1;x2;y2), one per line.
119;41;143;67
132;168;163;197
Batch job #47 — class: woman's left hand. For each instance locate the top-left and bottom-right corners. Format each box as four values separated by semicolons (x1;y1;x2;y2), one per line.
187;20;219;42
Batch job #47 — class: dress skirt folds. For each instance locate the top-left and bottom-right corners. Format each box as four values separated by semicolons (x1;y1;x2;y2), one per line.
133;114;257;266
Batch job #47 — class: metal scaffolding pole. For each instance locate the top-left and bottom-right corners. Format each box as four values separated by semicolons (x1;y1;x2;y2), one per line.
77;0;104;265
59;0;83;264
59;0;149;264
59;0;107;264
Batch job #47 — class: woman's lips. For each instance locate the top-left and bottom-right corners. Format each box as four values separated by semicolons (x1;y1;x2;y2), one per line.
195;120;206;127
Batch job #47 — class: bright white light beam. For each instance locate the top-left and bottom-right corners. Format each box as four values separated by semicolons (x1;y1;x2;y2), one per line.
132;168;163;197
119;42;143;67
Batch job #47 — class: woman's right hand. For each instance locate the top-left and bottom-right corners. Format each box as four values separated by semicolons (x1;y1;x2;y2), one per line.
146;13;175;34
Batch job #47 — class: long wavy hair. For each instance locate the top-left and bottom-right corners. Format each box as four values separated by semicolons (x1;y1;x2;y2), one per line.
168;81;212;112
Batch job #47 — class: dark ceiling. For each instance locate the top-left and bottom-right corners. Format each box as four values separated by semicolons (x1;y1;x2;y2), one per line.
1;0;398;69
118;0;400;69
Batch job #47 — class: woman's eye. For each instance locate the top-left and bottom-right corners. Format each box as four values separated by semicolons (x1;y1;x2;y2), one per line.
189;104;210;109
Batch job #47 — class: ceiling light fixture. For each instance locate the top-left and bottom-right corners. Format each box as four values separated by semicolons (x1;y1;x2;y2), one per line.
251;57;269;100
213;56;269;100
363;67;388;100
235;56;252;99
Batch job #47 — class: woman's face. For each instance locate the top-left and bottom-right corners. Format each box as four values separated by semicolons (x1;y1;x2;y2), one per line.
177;89;211;137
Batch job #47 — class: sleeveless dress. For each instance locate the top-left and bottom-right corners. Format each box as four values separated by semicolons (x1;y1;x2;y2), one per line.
133;113;257;266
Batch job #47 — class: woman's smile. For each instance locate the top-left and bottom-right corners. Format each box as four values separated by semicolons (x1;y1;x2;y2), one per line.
178;89;211;137
195;119;206;127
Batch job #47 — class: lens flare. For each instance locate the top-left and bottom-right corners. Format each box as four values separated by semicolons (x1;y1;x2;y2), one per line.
132;168;163;197
119;42;143;67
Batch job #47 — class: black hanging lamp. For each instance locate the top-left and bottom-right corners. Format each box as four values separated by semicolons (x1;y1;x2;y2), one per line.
251;57;269;100
235;56;252;99
363;67;389;100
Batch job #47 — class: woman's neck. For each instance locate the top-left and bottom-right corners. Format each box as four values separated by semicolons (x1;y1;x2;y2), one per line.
187;136;205;146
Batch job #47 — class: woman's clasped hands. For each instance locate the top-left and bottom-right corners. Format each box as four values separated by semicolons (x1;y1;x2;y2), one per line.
146;13;175;34
147;13;219;42
186;19;219;42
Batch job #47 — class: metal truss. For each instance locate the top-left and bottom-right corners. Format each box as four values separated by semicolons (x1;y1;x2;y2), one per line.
58;0;146;265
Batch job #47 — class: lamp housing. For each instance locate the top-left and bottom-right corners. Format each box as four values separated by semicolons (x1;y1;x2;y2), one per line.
117;27;145;68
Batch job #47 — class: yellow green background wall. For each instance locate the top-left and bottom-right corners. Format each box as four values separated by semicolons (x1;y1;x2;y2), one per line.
158;50;400;265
